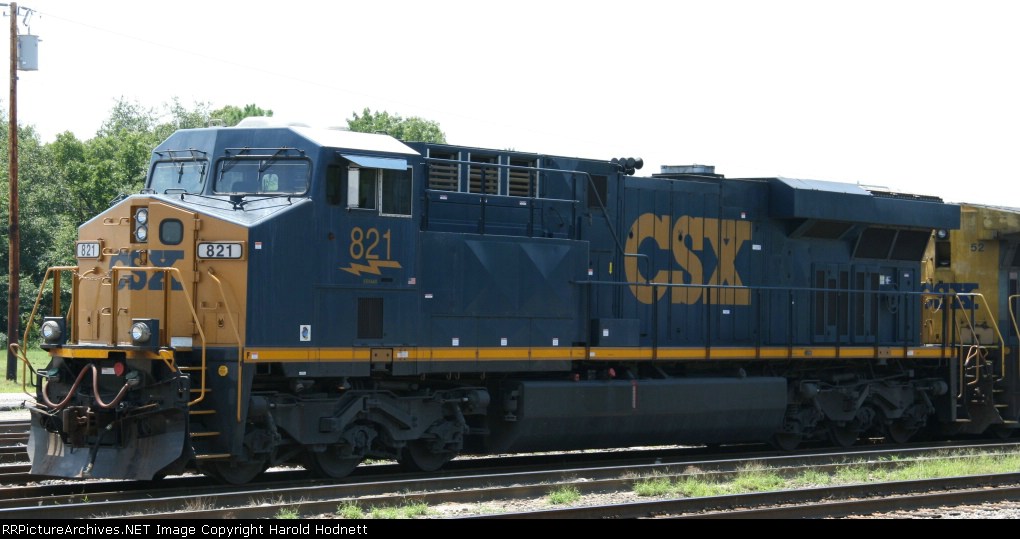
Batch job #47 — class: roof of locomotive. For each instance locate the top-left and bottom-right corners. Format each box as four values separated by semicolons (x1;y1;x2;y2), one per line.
960;202;1020;214
768;176;960;230
152;123;420;158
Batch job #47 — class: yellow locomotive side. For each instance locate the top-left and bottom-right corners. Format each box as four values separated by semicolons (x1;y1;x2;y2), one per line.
924;204;1020;346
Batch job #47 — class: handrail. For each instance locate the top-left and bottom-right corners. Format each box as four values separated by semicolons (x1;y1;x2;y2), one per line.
952;292;1007;380
110;266;208;406
1009;294;1020;346
422;157;644;272
8;265;79;398
205;268;244;422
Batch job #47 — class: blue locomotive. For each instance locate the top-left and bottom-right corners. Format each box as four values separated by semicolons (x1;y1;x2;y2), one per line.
20;118;1008;484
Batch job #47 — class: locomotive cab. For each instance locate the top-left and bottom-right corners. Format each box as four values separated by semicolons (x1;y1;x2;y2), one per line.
22;124;428;481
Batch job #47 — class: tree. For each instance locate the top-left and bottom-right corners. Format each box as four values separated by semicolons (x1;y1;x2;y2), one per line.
347;108;446;143
210;104;274;127
0;116;60;340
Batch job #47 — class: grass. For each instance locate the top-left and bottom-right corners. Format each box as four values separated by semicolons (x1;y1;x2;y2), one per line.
0;347;49;394
632;449;1020;499
275;507;300;519
337;502;365;519
183;497;214;512
547;485;582;505
339;501;433;519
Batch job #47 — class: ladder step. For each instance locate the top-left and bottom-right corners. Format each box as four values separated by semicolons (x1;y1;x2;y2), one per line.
195;453;232;461
191;431;220;438
178;366;204;371
189;409;216;416
190;388;211;393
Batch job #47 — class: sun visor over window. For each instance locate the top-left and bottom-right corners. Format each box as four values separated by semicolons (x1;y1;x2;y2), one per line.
341;154;407;171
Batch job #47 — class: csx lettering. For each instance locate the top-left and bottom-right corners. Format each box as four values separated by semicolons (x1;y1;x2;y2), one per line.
624;214;752;305
109;250;185;291
924;282;980;309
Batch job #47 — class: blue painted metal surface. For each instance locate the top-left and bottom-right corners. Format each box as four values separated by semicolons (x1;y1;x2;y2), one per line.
148;126;961;354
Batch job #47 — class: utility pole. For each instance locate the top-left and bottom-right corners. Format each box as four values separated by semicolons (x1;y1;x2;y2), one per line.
4;3;34;381
5;2;17;381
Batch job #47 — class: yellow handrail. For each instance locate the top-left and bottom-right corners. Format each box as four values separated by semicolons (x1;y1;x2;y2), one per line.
205;268;244;422
1009;294;1020;350
110;266;208;406
949;293;1007;399
8;266;79;398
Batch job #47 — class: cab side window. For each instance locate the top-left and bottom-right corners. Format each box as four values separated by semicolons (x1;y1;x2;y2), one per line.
359;169;378;210
326;165;342;205
346;166;412;217
381;169;411;215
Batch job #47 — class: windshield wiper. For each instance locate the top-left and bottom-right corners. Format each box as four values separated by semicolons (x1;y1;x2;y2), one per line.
168;190;236;207
237;192;298;209
258;148;288;173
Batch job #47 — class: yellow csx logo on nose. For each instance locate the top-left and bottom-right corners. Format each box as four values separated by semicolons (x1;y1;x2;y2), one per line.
624;214;752;305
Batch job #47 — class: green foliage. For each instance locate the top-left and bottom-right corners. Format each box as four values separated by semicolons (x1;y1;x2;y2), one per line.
347;108;447;143
546;485;581;505
672;477;723;498
729;470;786;492
363;502;433;519
337;502;365;519
210;104;274;127
274;507;300;519
633;475;674;497
630;450;1020;501
0;347;46;393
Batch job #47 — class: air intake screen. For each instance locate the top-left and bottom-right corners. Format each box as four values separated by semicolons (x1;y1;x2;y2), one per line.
854;228;896;259
802;220;853;239
890;230;931;261
428;151;458;191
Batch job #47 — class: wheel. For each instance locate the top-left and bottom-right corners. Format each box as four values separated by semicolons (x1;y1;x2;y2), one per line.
305;447;361;479
207;459;268;485
828;424;858;448
398;440;455;472
885;420;919;444
770;432;802;451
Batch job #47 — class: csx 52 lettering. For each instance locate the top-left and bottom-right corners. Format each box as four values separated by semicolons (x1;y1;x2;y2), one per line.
624;214;752;305
109;250;185;290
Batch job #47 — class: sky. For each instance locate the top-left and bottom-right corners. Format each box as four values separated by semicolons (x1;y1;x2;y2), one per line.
1;0;1018;206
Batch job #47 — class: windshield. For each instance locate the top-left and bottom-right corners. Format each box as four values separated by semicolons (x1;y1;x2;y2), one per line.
213;159;311;195
149;160;208;194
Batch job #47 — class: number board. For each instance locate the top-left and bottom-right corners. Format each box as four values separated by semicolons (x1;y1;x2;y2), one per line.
197;242;244;260
76;241;101;259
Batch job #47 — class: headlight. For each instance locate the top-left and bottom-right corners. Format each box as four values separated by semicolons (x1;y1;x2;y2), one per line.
135;208;149;225
135;225;148;242
130;322;151;344
41;320;62;343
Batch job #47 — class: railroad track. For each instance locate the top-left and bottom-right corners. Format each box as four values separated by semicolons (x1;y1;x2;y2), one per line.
475;475;1020;519
1;442;1018;519
1;413;1018;519
0;420;29;468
